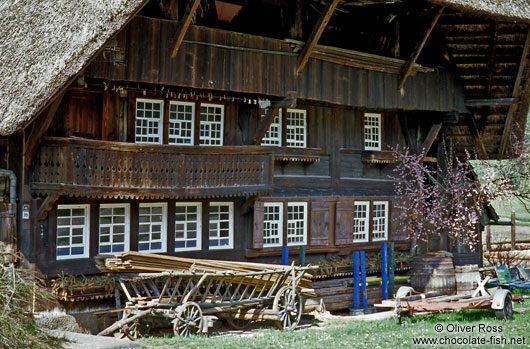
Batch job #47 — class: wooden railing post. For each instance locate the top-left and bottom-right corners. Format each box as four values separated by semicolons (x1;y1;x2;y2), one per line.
511;211;516;251
486;225;491;252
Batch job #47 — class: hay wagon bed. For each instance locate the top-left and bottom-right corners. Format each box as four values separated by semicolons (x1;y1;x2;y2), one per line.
99;265;309;338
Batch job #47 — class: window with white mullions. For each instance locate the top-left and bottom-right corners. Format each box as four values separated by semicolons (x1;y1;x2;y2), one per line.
263;203;283;247
175;203;202;251
138;203;167;253
99;204;129;254
56;205;90;259
353;201;370;243
260;109;282;146
372;201;388;241
135;99;163;144
364;112;381;150
208;202;233;249
169;101;195;145
286;109;306;148
200;104;224;145
287;202;307;246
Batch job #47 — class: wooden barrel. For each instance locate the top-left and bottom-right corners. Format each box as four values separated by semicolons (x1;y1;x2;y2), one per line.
411;256;456;293
453;252;480;266
454;264;480;295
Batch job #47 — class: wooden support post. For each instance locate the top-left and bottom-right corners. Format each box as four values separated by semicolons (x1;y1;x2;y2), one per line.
353;251;360;310
281;246;289;265
24;91;65;164
381;242;388;300
299;245;306;266
465;114;488;160
295;0;340;74
170;0;201;58
511;211;516;251
499;28;530;159
36;194;59;221
420;123;442;157
388;242;395;298
398;6;444;90
360;250;367;309
486;225;491;252
240;195;260;216
251;92;297;145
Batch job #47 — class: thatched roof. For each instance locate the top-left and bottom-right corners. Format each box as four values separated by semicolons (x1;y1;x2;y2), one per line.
0;0;147;136
430;0;530;23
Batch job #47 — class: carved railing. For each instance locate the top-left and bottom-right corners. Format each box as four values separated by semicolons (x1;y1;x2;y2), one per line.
32;138;273;198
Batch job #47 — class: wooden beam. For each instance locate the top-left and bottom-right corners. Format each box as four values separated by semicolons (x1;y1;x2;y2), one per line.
465;114;489;160
251;92;297;145
241;195;260;216
170;0;201;59
24;91;65;164
464;98;515;107
295;0;340;74
398;6;444;90
486;23;498;97
37;193;60;221
498;27;530;160
420;123;442;157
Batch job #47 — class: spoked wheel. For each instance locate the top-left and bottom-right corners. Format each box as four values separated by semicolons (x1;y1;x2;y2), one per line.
173;302;203;336
273;286;303;330
226;316;252;330
495;293;513;320
123;318;150;340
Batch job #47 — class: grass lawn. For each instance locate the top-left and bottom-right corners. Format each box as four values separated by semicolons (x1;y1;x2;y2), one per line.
491;197;530;226
141;303;530;348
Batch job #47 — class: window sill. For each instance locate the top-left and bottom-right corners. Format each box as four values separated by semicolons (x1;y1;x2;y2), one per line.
361;150;395;164
260;146;321;163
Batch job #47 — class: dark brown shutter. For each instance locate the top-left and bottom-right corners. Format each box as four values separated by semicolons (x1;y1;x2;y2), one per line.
335;200;354;245
390;200;407;241
252;201;264;249
310;200;329;246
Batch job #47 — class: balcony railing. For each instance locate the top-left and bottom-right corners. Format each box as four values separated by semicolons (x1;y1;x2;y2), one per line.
32;137;274;199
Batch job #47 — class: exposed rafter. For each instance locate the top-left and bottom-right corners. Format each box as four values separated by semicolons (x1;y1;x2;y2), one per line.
170;0;201;59
421;123;443;157
398;6;444;90
465;114;488;160
296;0;340;74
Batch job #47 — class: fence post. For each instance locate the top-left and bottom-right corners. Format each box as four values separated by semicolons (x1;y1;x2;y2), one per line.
381;242;388;300
486;225;491;252
511;211;516;251
353;251;360;309
360;250;367;309
281;246;289;265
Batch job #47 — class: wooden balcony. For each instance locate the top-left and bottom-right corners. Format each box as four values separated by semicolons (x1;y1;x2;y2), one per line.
32;137;274;199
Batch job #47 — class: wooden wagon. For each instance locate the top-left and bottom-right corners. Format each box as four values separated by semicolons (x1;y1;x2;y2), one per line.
98;264;310;338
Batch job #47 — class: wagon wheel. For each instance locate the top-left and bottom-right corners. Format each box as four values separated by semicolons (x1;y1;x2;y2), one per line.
495;293;513;320
273;286;303;330
173;302;203;336
123;318;150;340
226;315;252;330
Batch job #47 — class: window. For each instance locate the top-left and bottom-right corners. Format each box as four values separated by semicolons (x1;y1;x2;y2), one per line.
135;99;163;144
263;203;283;247
372;201;388;241
99;204;130;254
138;203;167;253
200;104;224;145
56;205;90;259
169;101;195;145
209;202;233;249
353;201;370;243
364;113;381;150
260;109;282;146
175;203;202;251
287;202;307;246
286;109;306;148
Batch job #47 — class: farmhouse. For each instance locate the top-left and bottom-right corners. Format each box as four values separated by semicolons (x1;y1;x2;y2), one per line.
0;0;529;279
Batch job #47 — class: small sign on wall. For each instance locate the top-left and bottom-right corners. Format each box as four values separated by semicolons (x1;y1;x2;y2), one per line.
22;204;30;220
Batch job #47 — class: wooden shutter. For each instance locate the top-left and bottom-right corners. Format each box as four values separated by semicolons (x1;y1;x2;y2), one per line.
335;200;354;245
252;201;264;249
390;200;407;241
310;200;329;246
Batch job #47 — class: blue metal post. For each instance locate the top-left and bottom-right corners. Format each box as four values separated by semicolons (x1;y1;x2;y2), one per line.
360;250;367;308
281;246;289;265
381;242;388;300
353;251;360;309
299;245;306;266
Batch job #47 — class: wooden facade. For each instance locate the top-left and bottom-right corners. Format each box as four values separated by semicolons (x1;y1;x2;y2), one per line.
2;0;530;277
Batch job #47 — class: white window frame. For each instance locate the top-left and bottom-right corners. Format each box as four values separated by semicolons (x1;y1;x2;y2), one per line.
138;203;167;253
287;202;308;246
135;98;164;144
286;109;307;148
199;103;224;146
353;201;370;243
175;202;202;252
56;204;90;260
99;204;130;255
364;112;381;151
263;203;283;248
372;201;389;241
208;202;234;250
168;101;195;145
260;109;282;146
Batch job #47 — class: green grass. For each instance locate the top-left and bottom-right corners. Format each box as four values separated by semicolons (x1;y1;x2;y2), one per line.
491;197;530;226
140;308;530;348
